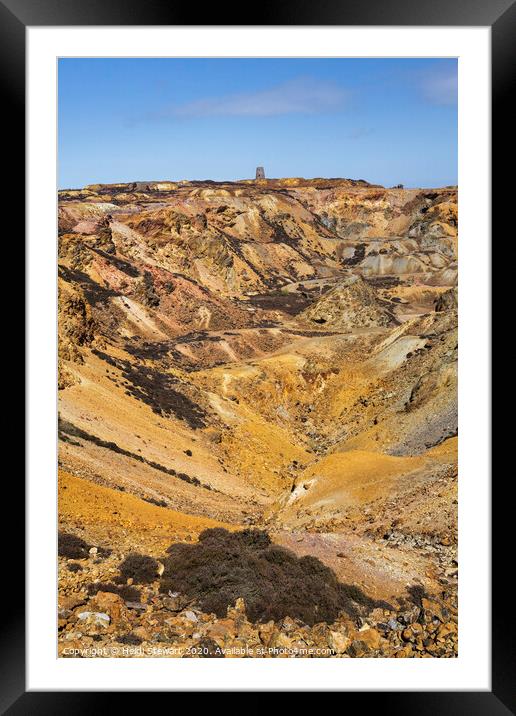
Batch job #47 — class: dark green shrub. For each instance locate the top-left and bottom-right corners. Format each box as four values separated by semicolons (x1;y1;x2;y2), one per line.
58;532;90;559
117;633;142;645
118;553;159;584
58;531;111;560
86;582;140;602
160;529;391;626
407;584;427;608
96;546;112;558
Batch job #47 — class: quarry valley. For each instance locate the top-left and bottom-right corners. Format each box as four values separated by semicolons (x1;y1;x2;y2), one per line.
58;175;458;659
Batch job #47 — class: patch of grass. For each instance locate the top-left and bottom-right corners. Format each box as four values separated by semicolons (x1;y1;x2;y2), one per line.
160;529;391;626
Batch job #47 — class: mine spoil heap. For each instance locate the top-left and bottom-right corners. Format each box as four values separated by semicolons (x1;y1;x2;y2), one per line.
58;177;458;657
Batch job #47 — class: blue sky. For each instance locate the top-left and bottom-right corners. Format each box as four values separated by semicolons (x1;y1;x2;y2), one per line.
58;58;457;189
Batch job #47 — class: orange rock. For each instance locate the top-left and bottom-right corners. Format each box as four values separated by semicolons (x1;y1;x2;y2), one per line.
90;591;125;624
206;619;237;642
358;628;382;650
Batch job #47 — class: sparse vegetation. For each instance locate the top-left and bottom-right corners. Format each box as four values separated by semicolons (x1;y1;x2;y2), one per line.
118;553;160;584
160;529;391;625
117;633;143;646
143;496;168;508
58;531;91;559
86;581;141;602
57;178;458;658
407;584;427;608
133;270;160;308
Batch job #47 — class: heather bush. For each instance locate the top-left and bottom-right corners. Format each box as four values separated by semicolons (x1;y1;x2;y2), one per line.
58;532;111;559
86;581;141;602
117;633;143;646
407;584;427;608
118;553;159;584
58;532;90;559
160;529;391;626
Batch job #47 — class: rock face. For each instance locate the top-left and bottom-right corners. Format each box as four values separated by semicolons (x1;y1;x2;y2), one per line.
58;180;457;298
58;177;458;658
435;287;458;312
301;275;395;331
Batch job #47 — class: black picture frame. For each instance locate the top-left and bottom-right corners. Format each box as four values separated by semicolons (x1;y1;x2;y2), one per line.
6;0;511;709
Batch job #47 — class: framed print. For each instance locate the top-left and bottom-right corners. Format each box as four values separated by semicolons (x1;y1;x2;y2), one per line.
6;0;511;708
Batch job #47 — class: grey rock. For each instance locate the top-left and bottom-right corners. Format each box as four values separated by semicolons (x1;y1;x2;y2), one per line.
125;601;147;611
77;611;110;627
163;595;189;612
182;610;199;622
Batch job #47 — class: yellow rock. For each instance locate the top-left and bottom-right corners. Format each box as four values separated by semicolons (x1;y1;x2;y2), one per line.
328;631;351;654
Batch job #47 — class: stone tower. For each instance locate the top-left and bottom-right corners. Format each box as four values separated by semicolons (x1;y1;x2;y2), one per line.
255;166;265;180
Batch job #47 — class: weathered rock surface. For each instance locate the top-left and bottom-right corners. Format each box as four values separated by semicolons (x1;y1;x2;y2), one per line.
58;546;458;658
301;275;395;331
58;177;458;658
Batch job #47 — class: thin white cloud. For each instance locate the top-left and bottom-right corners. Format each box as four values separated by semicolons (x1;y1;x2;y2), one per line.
420;67;458;106
347;127;375;140
157;77;348;118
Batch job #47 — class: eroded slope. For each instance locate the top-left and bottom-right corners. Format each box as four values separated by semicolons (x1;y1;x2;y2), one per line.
58;178;458;651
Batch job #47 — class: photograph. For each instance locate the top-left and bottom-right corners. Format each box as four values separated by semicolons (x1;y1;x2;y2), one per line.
56;56;459;660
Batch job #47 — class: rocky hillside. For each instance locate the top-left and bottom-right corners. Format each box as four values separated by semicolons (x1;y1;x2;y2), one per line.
58;177;458;658
300;275;396;330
